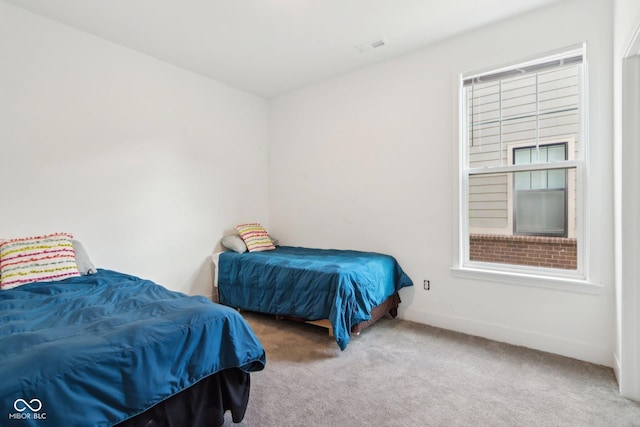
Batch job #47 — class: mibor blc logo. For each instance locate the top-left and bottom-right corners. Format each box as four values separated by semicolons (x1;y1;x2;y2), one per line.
8;398;47;420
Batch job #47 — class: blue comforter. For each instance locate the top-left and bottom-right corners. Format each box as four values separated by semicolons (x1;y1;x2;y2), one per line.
0;269;266;427
218;246;413;350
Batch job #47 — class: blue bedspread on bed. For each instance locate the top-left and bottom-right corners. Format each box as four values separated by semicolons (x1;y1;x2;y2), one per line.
218;246;413;350
0;269;266;427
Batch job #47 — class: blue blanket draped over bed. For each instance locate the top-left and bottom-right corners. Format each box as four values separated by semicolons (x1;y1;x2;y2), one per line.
0;269;266;427
218;246;413;350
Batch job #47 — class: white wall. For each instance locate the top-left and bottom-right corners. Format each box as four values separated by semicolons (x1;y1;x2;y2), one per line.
0;2;269;297
269;0;614;365
613;0;640;401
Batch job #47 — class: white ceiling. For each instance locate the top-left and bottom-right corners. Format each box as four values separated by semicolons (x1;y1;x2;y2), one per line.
4;0;567;98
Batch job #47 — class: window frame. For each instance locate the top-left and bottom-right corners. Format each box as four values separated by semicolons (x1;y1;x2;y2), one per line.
455;46;590;285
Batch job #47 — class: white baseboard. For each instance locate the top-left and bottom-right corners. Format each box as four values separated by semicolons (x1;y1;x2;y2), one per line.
613;352;621;385
398;307;613;367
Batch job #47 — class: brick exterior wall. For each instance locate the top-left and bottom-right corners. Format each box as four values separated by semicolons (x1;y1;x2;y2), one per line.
469;234;577;270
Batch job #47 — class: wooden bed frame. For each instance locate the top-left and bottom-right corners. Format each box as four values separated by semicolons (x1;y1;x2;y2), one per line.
273;293;401;337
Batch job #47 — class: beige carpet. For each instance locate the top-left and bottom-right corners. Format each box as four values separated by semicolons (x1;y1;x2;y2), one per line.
225;312;640;427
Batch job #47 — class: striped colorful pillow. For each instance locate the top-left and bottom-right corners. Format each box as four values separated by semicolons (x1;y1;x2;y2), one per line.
234;223;276;252
0;232;81;290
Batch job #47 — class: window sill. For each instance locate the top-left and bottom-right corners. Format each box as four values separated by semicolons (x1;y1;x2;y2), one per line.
450;265;604;294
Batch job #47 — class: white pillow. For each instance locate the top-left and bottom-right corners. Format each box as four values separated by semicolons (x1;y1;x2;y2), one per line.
72;240;98;275
221;235;247;253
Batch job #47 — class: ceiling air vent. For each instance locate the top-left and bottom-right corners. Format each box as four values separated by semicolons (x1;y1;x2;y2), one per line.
354;38;387;53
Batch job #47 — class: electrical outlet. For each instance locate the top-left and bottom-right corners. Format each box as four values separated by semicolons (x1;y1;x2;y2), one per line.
423;279;430;290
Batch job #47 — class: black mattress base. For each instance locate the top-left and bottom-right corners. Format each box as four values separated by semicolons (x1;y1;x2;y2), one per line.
116;368;251;427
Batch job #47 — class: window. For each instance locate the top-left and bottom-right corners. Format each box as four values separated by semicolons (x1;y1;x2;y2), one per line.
460;47;585;275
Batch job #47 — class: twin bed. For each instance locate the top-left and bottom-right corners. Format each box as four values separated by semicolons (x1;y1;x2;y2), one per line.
0;234;265;427
214;245;413;350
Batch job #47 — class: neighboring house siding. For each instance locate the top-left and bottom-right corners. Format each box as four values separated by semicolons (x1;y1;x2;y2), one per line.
469;174;508;228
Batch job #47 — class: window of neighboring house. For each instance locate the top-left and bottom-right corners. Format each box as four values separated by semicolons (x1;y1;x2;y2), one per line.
513;143;567;237
459;46;585;276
